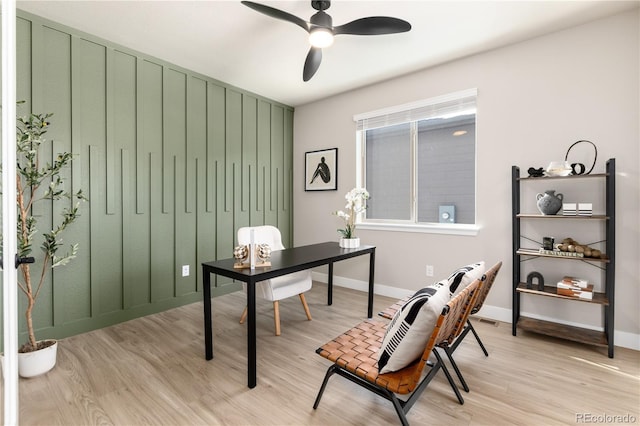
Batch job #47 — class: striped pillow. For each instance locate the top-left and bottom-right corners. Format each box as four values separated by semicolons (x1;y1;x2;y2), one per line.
378;280;450;374
448;261;485;296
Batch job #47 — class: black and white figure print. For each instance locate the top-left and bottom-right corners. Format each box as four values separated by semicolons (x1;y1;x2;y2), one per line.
305;148;337;191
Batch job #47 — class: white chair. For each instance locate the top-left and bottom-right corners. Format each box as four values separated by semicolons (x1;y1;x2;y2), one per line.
237;225;313;336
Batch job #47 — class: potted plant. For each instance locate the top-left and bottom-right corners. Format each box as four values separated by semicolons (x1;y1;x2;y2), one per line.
332;187;369;248
6;109;86;377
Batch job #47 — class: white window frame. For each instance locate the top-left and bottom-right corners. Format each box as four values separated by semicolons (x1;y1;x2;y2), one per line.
354;89;480;236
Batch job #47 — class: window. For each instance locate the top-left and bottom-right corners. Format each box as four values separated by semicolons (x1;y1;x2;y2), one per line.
355;89;478;235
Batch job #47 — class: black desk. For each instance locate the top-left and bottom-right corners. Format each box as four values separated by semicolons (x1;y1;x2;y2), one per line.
202;241;376;388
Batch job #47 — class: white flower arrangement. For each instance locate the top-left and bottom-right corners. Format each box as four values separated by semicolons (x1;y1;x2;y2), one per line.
333;188;370;239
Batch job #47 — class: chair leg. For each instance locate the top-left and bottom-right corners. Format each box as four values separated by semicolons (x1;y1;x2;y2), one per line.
240;306;247;324
389;392;410;426
273;301;281;336
433;349;464;405
313;365;338;409
468;319;489;356
443;346;470;392
299;293;312;320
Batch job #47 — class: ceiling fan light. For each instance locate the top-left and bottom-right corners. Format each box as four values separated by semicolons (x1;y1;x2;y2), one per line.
309;28;334;48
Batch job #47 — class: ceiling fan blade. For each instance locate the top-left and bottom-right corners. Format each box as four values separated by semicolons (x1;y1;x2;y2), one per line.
334;17;411;36
241;1;309;32
303;47;322;82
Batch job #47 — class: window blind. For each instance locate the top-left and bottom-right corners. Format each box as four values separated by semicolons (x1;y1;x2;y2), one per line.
354;88;477;131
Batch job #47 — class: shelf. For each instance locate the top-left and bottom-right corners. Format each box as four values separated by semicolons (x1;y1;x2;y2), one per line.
516;214;608;220
516;283;609;305
516;248;609;263
516;317;608;347
517;173;607;181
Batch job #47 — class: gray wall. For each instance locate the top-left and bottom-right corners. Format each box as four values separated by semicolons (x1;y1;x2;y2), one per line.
4;11;293;344
293;10;639;348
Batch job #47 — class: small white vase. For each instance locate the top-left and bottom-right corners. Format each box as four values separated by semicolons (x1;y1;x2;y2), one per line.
339;237;360;249
18;339;58;378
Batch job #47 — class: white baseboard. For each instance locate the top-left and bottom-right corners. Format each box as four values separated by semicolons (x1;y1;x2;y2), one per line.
312;272;640;352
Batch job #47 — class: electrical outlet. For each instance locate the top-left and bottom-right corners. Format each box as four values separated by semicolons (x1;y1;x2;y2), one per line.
182;265;190;277
426;265;434;277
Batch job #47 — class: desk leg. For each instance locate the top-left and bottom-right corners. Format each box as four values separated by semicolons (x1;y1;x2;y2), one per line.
368;249;376;318
327;262;334;306
247;280;257;388
203;266;213;360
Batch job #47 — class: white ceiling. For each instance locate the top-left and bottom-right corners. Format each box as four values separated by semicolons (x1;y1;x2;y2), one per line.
16;0;639;107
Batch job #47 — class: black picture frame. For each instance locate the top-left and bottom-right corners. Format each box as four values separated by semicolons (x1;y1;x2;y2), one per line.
305;148;337;191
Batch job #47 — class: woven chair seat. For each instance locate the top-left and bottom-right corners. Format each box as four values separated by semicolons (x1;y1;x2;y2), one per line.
316;319;426;394
378;296;411;320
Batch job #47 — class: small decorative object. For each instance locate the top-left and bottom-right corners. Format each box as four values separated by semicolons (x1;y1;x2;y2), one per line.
333;187;370;249
233;245;249;266
562;203;577;215
526;272;545;291
305;148;338;191
542;237;554;251
527;167;544;177
565;140;597;175
536;190;563;215
555;237;604;259
578;203;593;216
256;243;272;263
545;161;572;177
233;243;271;269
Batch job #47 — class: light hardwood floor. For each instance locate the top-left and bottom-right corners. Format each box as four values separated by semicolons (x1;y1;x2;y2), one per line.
3;283;639;425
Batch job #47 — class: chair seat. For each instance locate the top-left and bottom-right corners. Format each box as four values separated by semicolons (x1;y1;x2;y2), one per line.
316;319;424;394
255;270;312;301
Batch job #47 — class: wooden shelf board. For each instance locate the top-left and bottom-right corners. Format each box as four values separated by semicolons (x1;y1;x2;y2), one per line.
516;283;609;305
517;173;607;181
516;248;609;263
517;317;608;347
516;214;608;220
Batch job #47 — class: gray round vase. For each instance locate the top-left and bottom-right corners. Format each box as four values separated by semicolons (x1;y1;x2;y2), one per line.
536;190;563;215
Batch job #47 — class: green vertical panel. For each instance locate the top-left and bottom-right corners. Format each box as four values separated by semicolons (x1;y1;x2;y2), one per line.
105;47;116;215
213;88;233;289
196;158;215;292
75;39;123;316
187;76;207;213
134;60;163;306
164;69;186;297
282;108;294;246
114;50;144;309
135;57;145;214
207;83;225;214
226;90;242;235
266;105;284;227
150;151;174;302
163;69;185;214
256;100;271;224
241;94;257;226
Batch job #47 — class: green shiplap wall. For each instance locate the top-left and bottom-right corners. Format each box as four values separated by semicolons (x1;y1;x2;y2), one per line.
12;11;294;341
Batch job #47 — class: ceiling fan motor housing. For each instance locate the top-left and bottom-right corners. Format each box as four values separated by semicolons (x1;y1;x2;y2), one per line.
312;1;331;11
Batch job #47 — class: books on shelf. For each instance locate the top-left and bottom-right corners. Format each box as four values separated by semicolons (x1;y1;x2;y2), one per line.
557;280;594;299
561;276;589;288
538;248;584;258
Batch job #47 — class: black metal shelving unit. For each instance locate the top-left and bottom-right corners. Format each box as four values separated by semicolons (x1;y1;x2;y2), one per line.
511;159;615;358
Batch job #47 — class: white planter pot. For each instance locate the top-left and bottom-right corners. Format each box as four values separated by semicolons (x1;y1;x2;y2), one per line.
18;339;58;378
339;237;360;249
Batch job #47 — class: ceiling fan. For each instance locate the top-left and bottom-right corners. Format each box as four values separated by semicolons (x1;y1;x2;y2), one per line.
241;1;412;82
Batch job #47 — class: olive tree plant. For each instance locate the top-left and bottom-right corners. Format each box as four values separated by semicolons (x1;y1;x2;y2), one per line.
2;110;86;352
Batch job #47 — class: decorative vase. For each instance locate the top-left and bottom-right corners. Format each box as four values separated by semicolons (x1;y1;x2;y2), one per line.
18;339;58;378
536;190;563;215
339;237;360;249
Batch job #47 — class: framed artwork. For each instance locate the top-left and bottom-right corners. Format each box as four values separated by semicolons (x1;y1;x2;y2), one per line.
305;148;337;191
